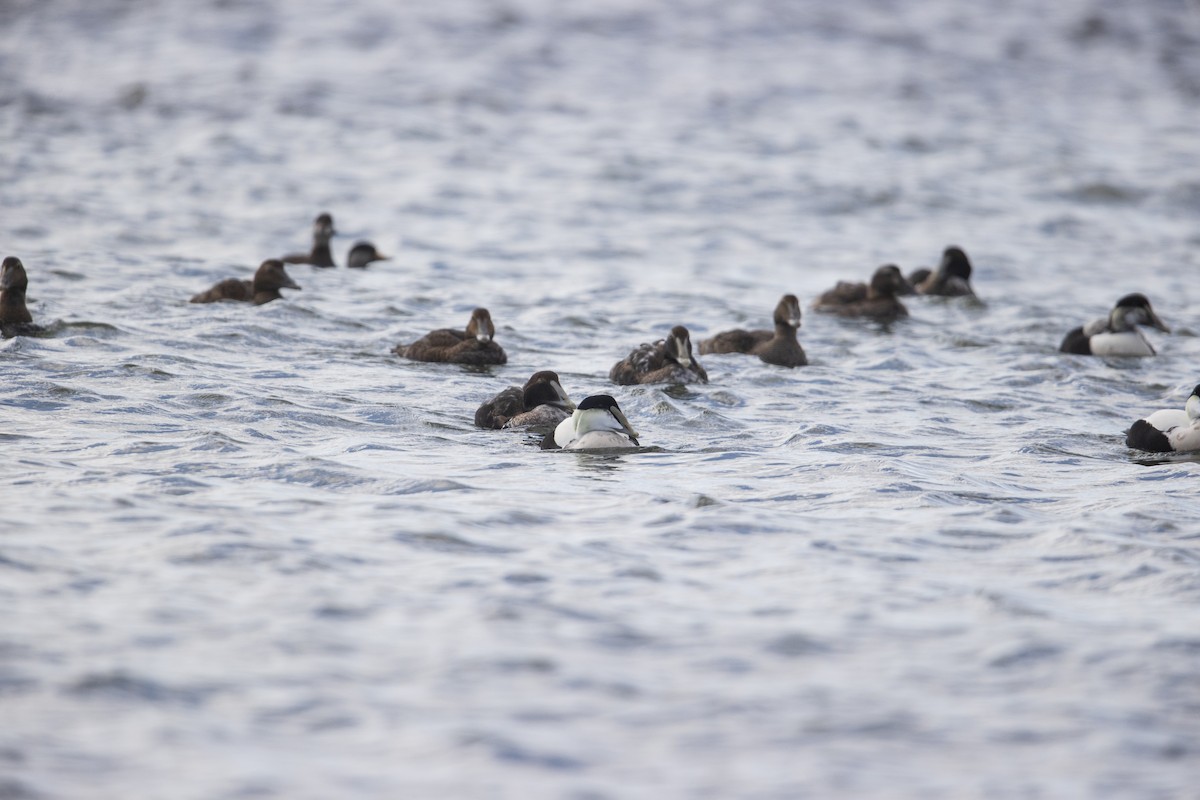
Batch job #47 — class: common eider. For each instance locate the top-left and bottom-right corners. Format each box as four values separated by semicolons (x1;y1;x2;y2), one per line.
912;246;976;297
347;241;389;269
475;370;575;430
0;256;43;337
609;325;708;385
553;394;640;450
282;212;337;268
699;294;807;368
1126;385;1200;453
1060;293;1169;357
190;259;301;305
394;307;507;366
812;265;909;322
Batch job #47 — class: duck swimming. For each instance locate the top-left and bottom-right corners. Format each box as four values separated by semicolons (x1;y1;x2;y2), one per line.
812;264;909;322
475;370;575;430
699;294;807;368
553;394;640;450
911;246;976;297
190;259;301;305
610;325;708;385
282;212;337;268
347;241;389;269
1;256;43;336
1126;385;1200;453
1059;293;1169;357
394;307;507;366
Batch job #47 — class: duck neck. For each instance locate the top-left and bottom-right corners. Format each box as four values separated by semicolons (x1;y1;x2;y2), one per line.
310;241;334;267
0;286;31;324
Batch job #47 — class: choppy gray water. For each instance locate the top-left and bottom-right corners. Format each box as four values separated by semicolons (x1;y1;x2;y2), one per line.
3;0;1200;797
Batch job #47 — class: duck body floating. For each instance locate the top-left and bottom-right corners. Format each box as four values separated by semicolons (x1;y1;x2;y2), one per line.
553;394;640;450
812;265;909;322
610;325;708;385
395;308;507;366
475;370;574;430
700;294;807;368
190;259;301;305
1060;293;1169;357
283;212;337;268
1126;385;1200;453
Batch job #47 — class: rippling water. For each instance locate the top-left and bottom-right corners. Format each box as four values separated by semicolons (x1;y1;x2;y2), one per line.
3;0;1200;797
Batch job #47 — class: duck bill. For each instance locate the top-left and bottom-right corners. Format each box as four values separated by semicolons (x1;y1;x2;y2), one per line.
552;381;576;411
283;277;301;290
1150;311;1170;333
611;407;639;442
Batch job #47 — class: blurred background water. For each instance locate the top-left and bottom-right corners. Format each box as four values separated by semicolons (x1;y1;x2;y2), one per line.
2;0;1200;797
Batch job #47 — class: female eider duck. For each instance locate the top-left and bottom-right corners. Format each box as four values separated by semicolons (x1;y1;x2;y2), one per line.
910;246;976;297
812;264;909;322
394;307;507;366
1059;293;1169;357
610;325;708;385
553;394;640;450
282;212;337;268
699;294;807;368
190;259;301;305
1;256;44;337
1126;385;1200;453
475;370;575;430
346;241;390;269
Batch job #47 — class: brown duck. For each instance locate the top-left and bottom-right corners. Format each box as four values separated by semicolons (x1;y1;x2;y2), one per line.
699;294;807;367
190;259;301;305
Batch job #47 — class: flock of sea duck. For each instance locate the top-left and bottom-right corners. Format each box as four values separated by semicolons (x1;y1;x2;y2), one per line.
2;226;1193;454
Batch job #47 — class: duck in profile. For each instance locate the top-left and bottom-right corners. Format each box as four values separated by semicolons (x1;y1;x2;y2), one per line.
1;256;43;337
699;294;807;368
609;325;708;385
1060;293;1170;356
394;307;507;365
475;370;575;430
1126;385;1200;453
282;212;337;268
347;241;390;269
190;259;301;305
553;394;640;450
812;264;909;322
910;246;976;297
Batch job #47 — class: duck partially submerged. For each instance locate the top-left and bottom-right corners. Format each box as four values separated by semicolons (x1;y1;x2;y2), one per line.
475;370;575;430
282;212;337;268
190;259;301;305
394;308;507;366
1126;385;1200;453
812;265;909;322
0;256;43;337
553;394;640;450
610;325;708;385
699;294;807;368
911;246;976;297
347;241;389;269
1060;293;1169;357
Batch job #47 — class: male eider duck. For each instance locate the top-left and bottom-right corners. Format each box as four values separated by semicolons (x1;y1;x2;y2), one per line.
475;370;575;430
1059;293;1169;357
699;294;807;368
347;241;389;269
553;394;640;450
1;256;44;337
394;307;507;366
911;246;976;297
190;259;301;305
282;212;337;268
812;264;909;322
610;325;708;385
1126;385;1200;453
